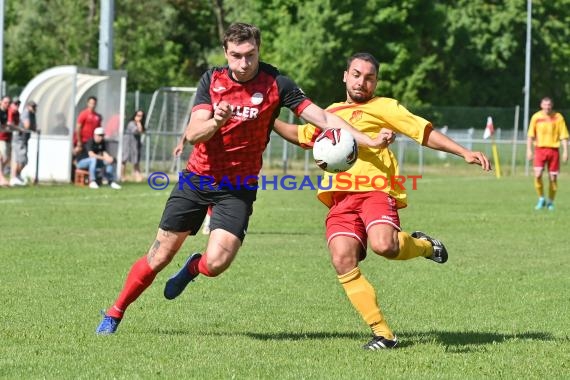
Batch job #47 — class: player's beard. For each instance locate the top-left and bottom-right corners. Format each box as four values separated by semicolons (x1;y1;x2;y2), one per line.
347;87;372;103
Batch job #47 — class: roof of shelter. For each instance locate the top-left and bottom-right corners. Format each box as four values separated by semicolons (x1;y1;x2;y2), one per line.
18;66;126;114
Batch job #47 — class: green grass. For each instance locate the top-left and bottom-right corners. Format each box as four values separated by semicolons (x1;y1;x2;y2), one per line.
1;173;569;379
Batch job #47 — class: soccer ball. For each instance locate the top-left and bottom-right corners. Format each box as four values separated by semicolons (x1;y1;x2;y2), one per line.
313;128;358;173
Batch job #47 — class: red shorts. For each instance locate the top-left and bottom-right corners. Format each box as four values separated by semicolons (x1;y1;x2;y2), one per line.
325;191;401;253
534;147;560;174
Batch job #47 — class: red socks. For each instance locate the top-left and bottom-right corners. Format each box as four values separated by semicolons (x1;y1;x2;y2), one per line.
106;253;216;319
106;256;157;319
197;254;214;277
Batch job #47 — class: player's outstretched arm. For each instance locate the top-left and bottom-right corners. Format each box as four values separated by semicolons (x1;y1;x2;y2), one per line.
273;119;302;146
299;104;386;148
172;135;186;157
425;128;492;171
274;117;394;150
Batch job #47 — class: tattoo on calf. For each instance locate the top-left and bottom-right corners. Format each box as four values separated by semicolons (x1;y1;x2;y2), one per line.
148;240;160;261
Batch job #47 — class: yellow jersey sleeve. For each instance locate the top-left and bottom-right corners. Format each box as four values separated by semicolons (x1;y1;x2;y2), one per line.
297;124;322;149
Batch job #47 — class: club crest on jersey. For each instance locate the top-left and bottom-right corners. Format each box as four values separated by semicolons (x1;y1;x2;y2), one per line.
350;110;363;124
251;92;264;105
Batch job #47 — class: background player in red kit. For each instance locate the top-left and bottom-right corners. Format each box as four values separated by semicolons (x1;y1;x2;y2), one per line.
96;22;387;334
74;96;102;150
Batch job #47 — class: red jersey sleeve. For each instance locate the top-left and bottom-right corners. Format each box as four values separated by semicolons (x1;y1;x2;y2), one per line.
7;107;16;124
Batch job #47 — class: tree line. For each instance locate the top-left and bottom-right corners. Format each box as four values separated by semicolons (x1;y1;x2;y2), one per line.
4;0;570;109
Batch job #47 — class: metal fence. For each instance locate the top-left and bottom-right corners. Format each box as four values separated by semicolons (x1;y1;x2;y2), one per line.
125;98;567;179
8;85;564;180
259;127;533;177
140;115;543;179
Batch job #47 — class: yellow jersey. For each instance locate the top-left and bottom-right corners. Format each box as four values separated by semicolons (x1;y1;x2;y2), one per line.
298;97;431;208
528;111;569;148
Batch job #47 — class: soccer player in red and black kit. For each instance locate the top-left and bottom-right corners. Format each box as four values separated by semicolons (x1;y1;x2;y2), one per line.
96;22;387;334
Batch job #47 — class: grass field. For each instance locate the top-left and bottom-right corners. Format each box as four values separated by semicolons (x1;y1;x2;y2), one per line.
1;172;569;379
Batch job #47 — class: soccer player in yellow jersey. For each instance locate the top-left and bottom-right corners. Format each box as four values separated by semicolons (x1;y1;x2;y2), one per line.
526;97;569;211
274;52;491;350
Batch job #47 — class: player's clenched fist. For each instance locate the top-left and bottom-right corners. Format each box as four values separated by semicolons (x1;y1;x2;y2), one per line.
214;101;232;126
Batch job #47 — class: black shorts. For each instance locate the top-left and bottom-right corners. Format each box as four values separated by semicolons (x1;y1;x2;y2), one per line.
159;172;257;241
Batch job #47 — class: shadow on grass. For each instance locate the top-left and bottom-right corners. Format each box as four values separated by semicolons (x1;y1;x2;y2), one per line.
244;331;362;340
240;330;556;352
156;329;557;352
399;330;555;352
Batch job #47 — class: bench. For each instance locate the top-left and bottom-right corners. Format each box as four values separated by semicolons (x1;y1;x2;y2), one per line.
74;169;90;187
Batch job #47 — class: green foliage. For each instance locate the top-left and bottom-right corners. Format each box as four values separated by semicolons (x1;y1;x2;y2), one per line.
440;1;526;106
5;0;99;79
113;0;221;91
114;1;182;91
530;0;570;105
4;0;570;109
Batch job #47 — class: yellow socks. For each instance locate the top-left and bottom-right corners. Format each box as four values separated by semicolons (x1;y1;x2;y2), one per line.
534;177;544;197
338;267;394;340
549;180;558;201
391;231;432;260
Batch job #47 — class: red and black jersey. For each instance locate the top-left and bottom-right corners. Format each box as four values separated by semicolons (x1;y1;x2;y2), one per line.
75;109;102;145
187;62;313;184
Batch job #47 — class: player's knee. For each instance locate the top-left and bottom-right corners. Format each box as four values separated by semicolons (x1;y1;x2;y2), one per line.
369;238;398;258
202;257;226;276
330;253;358;275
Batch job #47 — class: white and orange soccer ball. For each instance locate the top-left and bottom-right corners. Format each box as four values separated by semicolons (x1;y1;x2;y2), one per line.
312;128;358;173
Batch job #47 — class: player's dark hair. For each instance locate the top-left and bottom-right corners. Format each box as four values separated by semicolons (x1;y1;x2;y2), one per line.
87;96;98;103
347;53;379;75
223;23;261;50
541;96;553;104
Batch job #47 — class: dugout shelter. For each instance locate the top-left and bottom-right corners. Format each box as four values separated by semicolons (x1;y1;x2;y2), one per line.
18;66;127;182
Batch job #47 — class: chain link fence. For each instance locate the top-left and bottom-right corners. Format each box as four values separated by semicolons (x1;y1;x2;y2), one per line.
101;94;570;179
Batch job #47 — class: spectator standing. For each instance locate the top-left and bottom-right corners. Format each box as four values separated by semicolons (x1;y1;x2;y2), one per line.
75;96;102;150
122;109;145;182
0;96;12;186
10;100;36;186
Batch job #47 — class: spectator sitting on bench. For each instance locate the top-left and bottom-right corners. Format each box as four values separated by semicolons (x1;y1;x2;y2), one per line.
75;127;121;190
